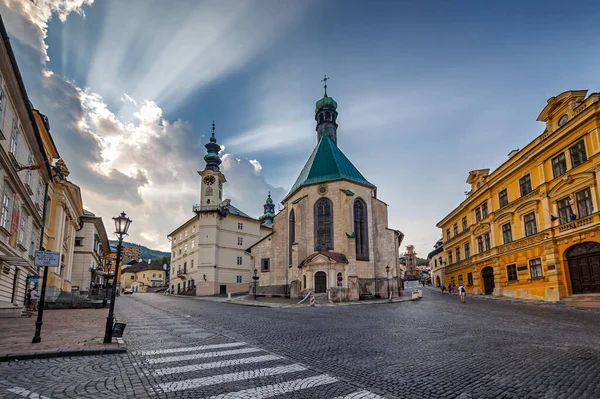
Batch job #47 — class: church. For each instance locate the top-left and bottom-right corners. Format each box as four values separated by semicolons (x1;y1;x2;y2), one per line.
249;84;404;301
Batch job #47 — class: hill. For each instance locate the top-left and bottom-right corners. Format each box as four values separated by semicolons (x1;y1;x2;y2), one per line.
109;241;170;261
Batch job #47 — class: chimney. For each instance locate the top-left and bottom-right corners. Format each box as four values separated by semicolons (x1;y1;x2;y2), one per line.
508;149;519;159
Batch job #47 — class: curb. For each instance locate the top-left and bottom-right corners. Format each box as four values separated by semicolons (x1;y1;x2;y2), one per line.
224;295;421;308
0;339;127;362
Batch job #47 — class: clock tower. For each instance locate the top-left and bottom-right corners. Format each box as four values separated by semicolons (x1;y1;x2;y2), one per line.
199;122;226;206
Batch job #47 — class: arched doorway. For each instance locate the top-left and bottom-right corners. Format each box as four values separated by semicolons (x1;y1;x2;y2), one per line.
567;242;600;294
435;276;441;287
314;271;327;293
481;267;494;295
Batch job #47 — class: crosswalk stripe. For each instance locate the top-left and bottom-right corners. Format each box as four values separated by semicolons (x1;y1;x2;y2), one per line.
331;390;387;399
207;375;338;399
140;342;246;356
7;387;51;399
157;364;307;392
152;354;282;376
146;347;262;364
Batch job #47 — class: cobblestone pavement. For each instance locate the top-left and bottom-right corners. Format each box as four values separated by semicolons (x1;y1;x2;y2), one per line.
1;288;599;398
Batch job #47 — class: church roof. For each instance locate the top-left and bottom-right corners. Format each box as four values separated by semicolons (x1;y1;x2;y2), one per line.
285;134;374;200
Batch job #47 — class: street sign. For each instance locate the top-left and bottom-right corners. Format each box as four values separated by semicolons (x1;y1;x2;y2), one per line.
337;276;343;282
29;276;40;283
34;251;60;267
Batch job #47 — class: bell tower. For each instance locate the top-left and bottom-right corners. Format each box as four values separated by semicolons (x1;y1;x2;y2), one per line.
315;75;338;145
198;122;226;206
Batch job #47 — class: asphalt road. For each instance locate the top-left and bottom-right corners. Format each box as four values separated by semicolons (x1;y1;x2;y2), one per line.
1;286;599;399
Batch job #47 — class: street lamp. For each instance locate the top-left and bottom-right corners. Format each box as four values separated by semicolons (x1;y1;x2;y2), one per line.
103;211;132;344
252;268;259;300
386;265;390;301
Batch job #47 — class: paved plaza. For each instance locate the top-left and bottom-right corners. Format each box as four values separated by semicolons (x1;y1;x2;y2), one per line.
1;288;599;398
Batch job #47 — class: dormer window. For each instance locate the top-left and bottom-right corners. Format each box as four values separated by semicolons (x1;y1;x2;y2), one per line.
558;114;568;127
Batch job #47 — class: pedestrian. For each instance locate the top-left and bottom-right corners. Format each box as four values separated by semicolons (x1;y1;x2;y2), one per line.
458;284;466;303
26;289;32;311
30;287;39;311
440;284;446;294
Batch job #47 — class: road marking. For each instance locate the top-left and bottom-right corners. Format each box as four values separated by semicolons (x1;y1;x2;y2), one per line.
152;354;282;376
331;390;387;398
157;364;306;392
140;342;246;356
7;387;52;399
146;347;262;364
208;375;338;399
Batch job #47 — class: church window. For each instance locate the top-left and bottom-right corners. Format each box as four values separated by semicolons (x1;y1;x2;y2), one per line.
314;198;333;251
325;112;331;121
205;187;213;196
319;113;324;123
289;209;295;266
261;258;270;272
354;198;369;260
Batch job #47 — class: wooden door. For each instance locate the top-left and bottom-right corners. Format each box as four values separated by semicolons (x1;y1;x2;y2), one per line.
314;272;327;293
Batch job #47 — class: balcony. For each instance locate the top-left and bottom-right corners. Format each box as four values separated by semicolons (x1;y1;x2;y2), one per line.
192;204;227;216
557;214;596;234
177;267;188;279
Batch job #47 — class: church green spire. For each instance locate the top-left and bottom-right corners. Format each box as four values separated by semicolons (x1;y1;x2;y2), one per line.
204;121;222;171
315;75;338;145
259;191;275;225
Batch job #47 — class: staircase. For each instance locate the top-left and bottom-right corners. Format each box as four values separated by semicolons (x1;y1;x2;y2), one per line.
561;293;600;309
312;293;329;304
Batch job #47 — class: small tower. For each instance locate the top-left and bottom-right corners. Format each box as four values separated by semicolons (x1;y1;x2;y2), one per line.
315;75;338;145
259;192;275;225
198;122;227;206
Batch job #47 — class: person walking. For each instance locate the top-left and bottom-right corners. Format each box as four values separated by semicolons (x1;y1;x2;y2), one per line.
458;284;466;303
30;287;39;311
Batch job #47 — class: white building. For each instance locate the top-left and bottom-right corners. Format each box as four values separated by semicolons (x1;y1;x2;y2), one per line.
168;124;270;296
71;210;109;295
0;19;51;317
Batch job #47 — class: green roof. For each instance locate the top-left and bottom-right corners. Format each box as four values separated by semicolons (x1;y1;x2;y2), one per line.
285;134;374;200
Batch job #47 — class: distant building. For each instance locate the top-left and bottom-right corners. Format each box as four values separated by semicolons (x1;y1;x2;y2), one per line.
120;260;166;292
122;245;141;260
168;124;270;296
427;239;445;287
71;210;109;295
403;245;420;280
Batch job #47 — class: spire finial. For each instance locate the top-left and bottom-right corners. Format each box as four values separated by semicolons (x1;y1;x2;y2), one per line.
321;75;329;96
268;191;271;198
211;120;215;137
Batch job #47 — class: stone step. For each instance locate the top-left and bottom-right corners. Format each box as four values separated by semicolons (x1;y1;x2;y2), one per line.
562;294;600;302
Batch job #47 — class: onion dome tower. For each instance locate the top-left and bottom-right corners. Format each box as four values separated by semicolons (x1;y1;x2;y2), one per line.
315;75;338;145
259;192;275;225
204;121;222;172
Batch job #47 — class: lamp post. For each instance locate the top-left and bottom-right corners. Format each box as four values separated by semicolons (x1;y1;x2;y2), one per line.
103;211;132;344
252;268;259;300
386;265;390;301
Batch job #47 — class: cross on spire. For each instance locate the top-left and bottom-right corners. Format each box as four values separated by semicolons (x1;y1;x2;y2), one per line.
321;75;330;96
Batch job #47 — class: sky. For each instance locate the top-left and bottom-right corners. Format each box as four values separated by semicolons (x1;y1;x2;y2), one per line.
1;0;600;254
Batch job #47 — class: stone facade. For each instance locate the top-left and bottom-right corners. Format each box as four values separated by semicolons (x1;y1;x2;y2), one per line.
403;245;420;280
71;211;109;295
249;90;403;301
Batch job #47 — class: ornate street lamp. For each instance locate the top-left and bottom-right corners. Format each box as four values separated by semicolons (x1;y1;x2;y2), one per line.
103;212;132;344
386;265;391;301
252;268;259;300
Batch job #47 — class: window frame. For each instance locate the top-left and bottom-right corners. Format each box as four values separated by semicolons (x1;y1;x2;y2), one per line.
289;209;295;266
261;258;270;272
1;187;13;231
576;188;593;218
501;222;512;244
529;258;543;279
467;272;473;286
462;216;468;231
453;223;458;236
464;242;470;258
314;197;334;251
484;232;491;251
557;197;570;225
519;174;532;197
506;264;517;282
570;140;587;168
236;256;242;265
498;189;508;208
455;247;461;263
237;237;243;246
523;212;537;236
477;236;484;253
354;198;369;260
551;153;567;179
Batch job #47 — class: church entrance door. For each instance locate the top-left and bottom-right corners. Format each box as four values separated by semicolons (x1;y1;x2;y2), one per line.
482;267;494;295
314;271;327;293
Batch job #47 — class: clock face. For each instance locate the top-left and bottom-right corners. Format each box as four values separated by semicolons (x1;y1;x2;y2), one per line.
203;175;216;185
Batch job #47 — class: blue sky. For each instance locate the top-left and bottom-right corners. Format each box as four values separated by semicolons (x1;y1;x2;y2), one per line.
2;0;600;252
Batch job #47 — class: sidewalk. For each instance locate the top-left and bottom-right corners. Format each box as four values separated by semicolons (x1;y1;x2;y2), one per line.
0;308;126;361
423;285;600;311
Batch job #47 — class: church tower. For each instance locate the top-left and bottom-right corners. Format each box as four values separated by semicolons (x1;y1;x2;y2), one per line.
198;122;226;206
315;75;338;145
259;192;275;225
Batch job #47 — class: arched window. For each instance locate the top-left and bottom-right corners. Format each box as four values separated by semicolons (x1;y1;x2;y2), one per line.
314;198;333;250
289;209;295;266
319;113;324;123
205;187;213;196
354;198;369;260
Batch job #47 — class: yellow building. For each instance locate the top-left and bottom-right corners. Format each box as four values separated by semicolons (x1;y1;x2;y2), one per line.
437;90;600;302
120;260;166;293
32;109;85;300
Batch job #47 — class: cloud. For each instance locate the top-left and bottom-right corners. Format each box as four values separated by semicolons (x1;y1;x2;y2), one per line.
0;0;284;251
